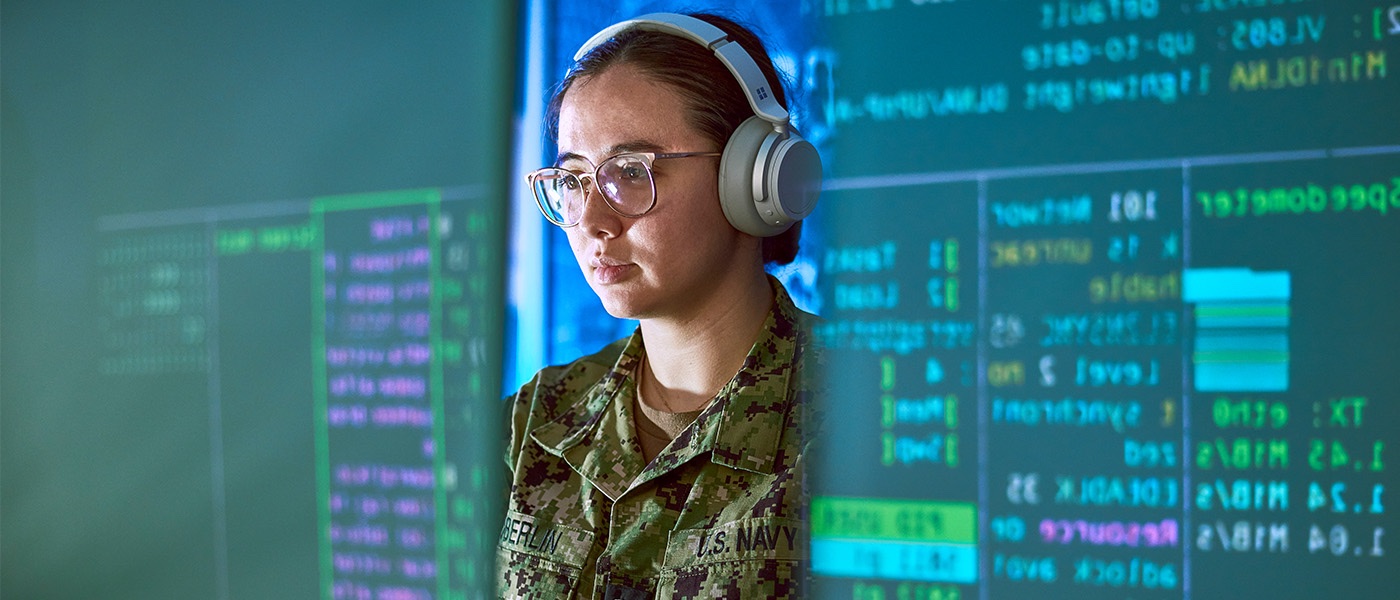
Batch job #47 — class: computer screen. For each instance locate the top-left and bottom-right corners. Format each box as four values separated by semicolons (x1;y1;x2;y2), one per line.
528;1;1400;598
1;3;512;599
807;1;1399;598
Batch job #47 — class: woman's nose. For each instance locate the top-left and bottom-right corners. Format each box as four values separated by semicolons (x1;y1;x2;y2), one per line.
574;177;622;238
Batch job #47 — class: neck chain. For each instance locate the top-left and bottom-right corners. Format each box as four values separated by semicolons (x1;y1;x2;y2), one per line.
640;353;683;413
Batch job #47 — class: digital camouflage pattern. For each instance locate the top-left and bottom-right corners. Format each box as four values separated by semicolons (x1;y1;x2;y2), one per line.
499;278;814;598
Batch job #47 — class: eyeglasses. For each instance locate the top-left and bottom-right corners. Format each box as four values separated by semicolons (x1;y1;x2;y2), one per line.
526;151;721;227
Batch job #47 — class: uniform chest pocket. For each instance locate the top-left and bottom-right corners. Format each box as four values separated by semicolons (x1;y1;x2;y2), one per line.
496;510;596;599
658;517;807;598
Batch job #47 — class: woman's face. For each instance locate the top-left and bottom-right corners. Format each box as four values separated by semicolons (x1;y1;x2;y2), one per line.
556;64;756;321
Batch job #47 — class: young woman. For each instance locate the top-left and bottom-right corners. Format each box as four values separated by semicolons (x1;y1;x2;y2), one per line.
500;12;820;598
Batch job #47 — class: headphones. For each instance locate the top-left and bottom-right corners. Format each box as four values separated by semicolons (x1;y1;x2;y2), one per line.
574;13;822;237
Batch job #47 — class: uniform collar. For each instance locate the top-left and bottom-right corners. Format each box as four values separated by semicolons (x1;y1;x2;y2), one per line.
528;278;809;500
527;334;647;501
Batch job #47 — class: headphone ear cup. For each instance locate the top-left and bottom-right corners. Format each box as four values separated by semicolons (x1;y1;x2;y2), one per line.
766;132;822;227
718;116;824;238
717;116;778;237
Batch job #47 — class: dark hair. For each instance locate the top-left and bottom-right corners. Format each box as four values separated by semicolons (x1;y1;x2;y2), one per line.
545;12;802;265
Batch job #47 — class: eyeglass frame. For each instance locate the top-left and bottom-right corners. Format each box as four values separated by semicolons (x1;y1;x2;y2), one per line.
525;151;722;228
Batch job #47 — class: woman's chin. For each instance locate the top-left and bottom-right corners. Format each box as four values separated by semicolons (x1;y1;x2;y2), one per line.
593;287;646;320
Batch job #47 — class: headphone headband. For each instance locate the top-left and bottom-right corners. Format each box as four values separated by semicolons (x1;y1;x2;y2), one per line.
573;12;790;128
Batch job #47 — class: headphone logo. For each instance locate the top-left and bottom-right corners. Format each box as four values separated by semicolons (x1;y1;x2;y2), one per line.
756;87;770;101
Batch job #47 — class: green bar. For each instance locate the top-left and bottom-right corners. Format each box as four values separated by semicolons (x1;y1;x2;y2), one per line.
1194;305;1290;318
1193;350;1290;363
309;205;332;600
811;496;976;543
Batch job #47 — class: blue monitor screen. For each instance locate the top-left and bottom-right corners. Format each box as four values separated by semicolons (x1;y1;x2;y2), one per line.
529;1;1400;598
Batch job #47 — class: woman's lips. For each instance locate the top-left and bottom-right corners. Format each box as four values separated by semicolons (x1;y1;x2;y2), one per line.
591;258;635;284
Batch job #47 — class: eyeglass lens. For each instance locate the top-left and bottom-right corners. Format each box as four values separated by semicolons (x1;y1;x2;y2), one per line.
534;155;655;226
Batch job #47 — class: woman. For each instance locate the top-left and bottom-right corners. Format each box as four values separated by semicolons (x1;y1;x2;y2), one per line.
500;12;820;598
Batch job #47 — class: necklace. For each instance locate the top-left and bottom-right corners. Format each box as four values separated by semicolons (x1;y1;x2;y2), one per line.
640;352;683;414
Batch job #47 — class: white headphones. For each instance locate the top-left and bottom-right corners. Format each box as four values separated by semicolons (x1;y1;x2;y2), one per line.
574;13;822;237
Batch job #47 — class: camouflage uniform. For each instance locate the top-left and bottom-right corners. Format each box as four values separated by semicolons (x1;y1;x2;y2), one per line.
499;278;813;598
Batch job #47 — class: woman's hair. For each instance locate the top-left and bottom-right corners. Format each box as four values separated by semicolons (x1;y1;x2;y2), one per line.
545;12;802;265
